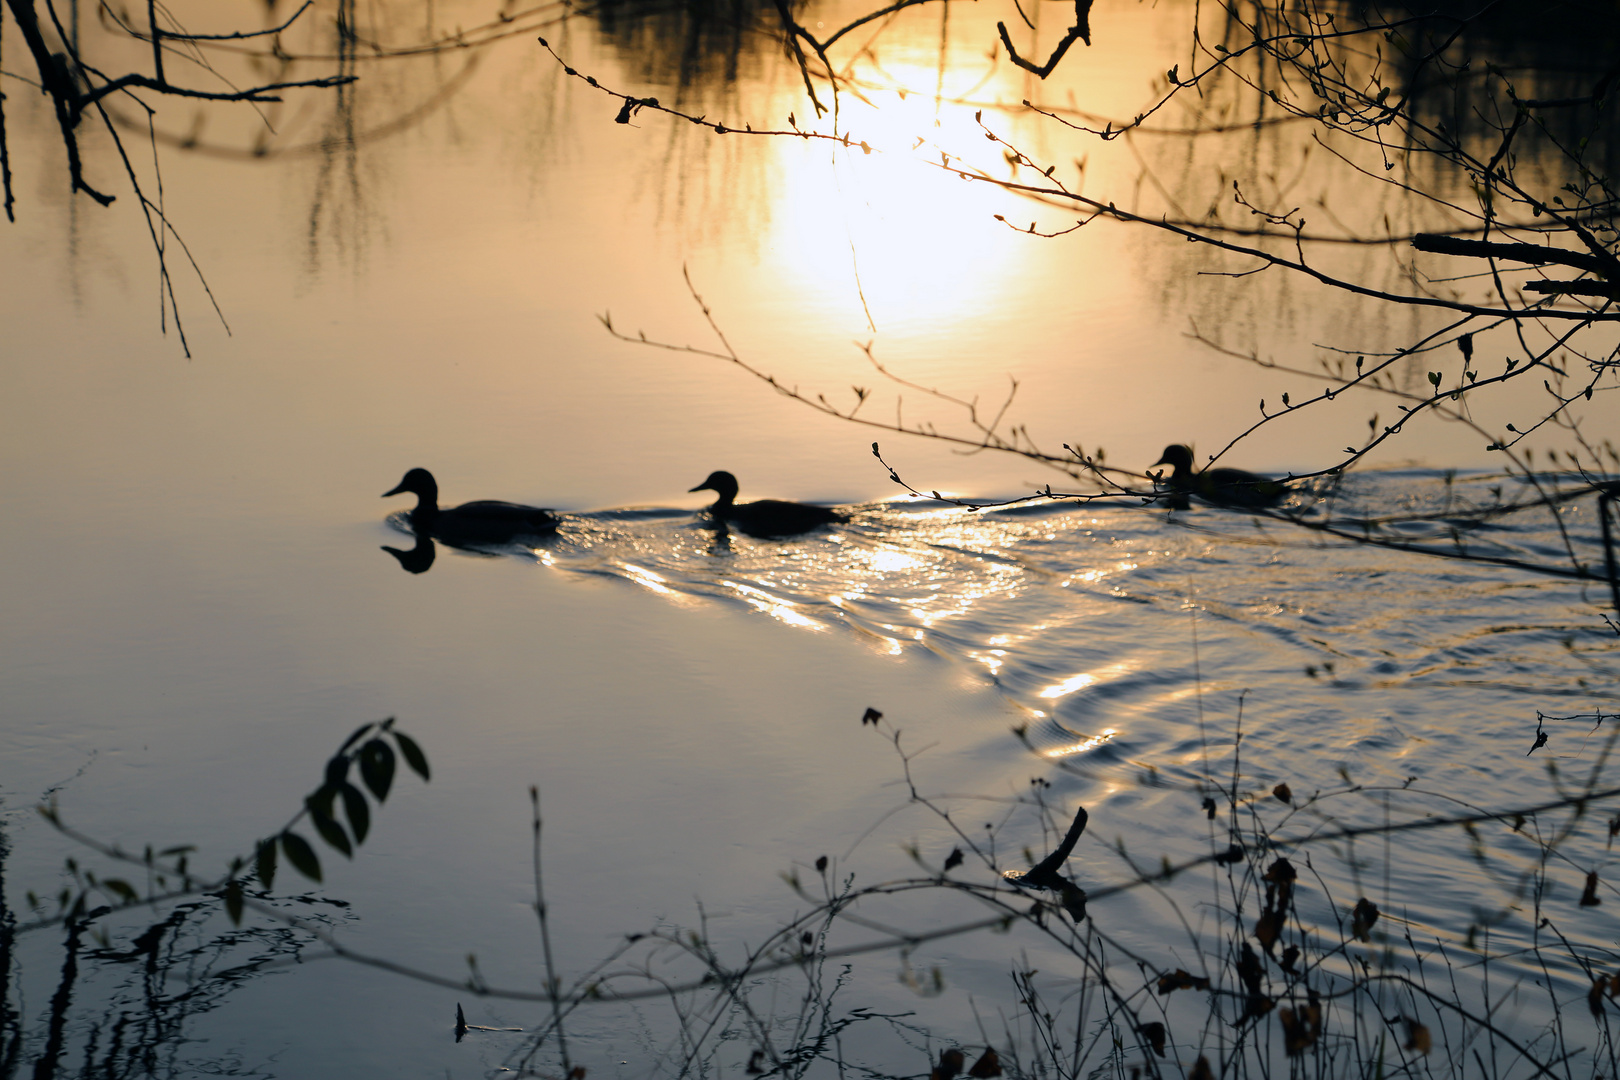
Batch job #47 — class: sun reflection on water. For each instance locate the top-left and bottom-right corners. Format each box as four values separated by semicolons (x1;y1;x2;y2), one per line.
766;75;1031;331
1042;729;1118;759
721;580;822;629
621;563;675;595
1037;661;1136;700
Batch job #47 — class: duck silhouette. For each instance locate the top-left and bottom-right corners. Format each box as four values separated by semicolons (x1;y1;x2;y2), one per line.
383;468;559;543
1150;445;1286;509
689;470;846;537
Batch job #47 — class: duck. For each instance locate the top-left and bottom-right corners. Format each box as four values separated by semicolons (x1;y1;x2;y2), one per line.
688;470;846;537
1150;445;1287;509
383;468;559;542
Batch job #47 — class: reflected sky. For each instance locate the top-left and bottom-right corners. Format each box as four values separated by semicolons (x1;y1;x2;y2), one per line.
2;2;1617;1075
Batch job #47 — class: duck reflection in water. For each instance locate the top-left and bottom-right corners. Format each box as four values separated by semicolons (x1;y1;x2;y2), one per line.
1149;445;1287;510
688;470;847;538
382;534;437;574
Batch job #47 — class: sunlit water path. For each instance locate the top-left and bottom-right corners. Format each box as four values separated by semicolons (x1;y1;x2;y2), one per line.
409;469;1617;867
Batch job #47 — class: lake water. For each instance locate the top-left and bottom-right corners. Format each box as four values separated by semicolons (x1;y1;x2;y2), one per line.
2;1;1618;1077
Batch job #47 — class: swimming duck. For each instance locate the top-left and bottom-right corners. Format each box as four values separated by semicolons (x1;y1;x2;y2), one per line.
689;470;846;537
383;468;559;542
1150;445;1286;509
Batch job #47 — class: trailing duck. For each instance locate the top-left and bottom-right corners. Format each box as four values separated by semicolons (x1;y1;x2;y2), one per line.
383;468;559;542
689;470;846;537
1150;445;1286;509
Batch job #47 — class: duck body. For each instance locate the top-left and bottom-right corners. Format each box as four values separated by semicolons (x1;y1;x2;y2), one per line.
1151;445;1286;509
689;470;846;537
383;468;559;543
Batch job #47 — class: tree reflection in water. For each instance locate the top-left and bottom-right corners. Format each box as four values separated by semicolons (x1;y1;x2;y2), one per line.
1;832;342;1078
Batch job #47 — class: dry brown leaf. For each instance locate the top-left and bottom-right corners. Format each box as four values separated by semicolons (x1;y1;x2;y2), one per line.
967;1048;1001;1078
1580;870;1601;907
1156;969;1210;995
1351;898;1380;941
1273;783;1293;804
1279;1007;1319;1055
1264;858;1298;886
1404;1018;1431;1055
1189;1055;1215;1080
1138;1022;1166;1057
1255;911;1283;953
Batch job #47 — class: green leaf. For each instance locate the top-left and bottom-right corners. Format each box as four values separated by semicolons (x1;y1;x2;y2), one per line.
360;739;396;802
103;878;138;903
340;782;371;845
281;831;323;883
393;731;431;782
224;880;244;926
307;785;337;820
256;838;278;890
338;721;375;754
307;797;353;858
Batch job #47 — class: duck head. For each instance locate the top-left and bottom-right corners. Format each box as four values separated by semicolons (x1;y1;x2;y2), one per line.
1151;445;1194;475
689;470;740;504
383;467;440;516
384;468;437;501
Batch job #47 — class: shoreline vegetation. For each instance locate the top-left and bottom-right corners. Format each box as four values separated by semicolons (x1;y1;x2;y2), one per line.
6;695;1619;1078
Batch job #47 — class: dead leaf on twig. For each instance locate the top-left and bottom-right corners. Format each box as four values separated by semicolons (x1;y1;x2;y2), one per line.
1156;968;1210;995
1580;870;1601;906
1255;911;1283;953
1351;898;1380;941
931;1048;966;1080
1279;1000;1321;1055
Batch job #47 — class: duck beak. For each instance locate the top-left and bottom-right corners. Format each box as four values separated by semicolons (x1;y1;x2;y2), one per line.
382;481;408;497
1150;455;1170;468
688;482;711;493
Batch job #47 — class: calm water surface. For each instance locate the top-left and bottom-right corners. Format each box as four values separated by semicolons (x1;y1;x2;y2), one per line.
1;0;1617;1076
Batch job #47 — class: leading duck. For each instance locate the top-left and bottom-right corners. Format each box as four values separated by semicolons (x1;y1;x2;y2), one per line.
1150;445;1287;509
689;470;846;537
383;468;559;543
